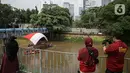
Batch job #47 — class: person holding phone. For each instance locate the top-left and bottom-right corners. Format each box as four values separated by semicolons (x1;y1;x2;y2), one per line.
103;35;128;73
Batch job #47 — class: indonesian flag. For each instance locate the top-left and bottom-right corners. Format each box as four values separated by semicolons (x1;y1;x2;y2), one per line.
24;32;48;45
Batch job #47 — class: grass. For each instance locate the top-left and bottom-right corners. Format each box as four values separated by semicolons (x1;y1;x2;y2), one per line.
64;36;105;43
91;36;105;43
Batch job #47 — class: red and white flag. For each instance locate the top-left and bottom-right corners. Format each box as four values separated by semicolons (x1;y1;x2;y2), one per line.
24;32;48;45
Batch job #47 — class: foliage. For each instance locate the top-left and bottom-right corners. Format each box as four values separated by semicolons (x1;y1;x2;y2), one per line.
30;4;72;32
0;3;38;28
74;0;130;43
0;4;14;28
19;63;27;71
73;20;84;27
74;7;101;28
13;8;38;24
99;0;130;43
64;36;104;43
0;3;71;33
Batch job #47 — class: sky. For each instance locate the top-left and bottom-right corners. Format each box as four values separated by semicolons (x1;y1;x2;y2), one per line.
1;0;102;16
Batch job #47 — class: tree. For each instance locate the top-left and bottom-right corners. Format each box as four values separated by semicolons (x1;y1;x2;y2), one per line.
99;0;130;44
0;3;39;28
30;4;72;30
0;4;14;28
76;7;101;28
30;4;72;40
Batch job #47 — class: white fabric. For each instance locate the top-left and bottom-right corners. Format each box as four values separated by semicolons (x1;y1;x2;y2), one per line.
30;33;48;45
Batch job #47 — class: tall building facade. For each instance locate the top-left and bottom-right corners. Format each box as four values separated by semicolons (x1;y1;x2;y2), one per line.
79;7;83;15
83;0;114;10
63;2;70;9
63;2;74;18
83;0;96;10
70;4;74;17
102;0;111;6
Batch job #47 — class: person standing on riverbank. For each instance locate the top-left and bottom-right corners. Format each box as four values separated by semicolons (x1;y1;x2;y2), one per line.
78;37;99;73
0;36;19;73
103;35;128;73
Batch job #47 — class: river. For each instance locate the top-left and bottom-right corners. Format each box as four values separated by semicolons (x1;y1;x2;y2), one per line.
0;38;130;73
17;40;130;73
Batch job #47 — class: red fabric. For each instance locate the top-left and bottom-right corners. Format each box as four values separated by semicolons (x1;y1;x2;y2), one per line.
24;32;37;40
105;40;128;72
78;47;98;72
78;37;98;72
84;37;93;47
0;53;19;73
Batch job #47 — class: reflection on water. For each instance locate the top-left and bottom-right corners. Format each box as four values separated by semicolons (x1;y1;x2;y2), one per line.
18;41;130;73
0;40;130;73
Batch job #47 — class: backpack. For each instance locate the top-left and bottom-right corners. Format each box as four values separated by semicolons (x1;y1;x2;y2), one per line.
86;47;99;65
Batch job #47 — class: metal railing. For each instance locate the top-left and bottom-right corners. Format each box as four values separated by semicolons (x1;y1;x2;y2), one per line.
0;48;129;73
17;48;130;73
18;49;79;73
0;28;48;38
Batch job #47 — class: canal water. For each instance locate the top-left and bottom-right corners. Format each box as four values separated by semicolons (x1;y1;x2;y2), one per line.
0;39;130;73
18;40;130;73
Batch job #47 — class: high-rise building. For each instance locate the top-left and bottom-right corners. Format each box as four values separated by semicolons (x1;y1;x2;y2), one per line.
63;2;70;9
83;0;90;10
102;0;112;6
79;7;83;15
70;4;74;17
91;0;96;6
83;0;113;10
83;0;96;10
63;2;74;18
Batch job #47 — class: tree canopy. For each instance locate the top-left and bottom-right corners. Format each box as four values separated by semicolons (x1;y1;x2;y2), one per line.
74;0;130;43
75;7;101;28
99;0;130;43
0;4;38;28
0;4;14;28
30;4;72;32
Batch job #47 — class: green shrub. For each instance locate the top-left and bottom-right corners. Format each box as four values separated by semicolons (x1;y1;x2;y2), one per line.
19;63;27;72
64;36;105;43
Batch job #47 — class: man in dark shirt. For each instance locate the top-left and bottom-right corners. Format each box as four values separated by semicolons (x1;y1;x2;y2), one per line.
0;36;19;73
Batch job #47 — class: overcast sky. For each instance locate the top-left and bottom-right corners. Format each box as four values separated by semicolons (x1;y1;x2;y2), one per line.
1;0;102;16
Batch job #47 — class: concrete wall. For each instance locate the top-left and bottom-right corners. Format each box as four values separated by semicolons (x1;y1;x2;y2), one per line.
71;28;100;34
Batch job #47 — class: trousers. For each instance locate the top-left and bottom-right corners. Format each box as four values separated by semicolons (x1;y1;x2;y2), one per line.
105;69;122;73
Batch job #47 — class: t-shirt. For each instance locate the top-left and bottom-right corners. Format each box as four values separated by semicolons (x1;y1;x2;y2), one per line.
105;40;128;72
78;47;98;72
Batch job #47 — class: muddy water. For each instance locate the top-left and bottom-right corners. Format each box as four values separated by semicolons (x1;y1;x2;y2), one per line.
19;41;130;73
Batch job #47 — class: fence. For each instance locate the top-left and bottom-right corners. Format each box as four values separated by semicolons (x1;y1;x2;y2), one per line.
18;48;78;73
18;48;130;73
0;28;48;39
71;28;100;34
